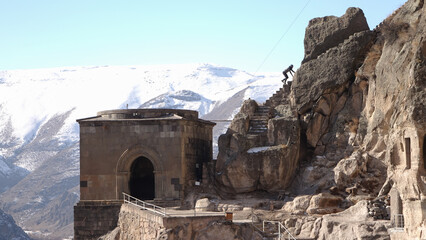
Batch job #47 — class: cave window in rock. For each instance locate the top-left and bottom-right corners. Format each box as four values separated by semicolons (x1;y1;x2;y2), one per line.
129;156;155;200
405;138;411;169
423;135;426;169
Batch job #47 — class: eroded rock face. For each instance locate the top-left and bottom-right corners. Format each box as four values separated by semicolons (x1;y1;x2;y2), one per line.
216;144;299;193
0;209;31;240
227;99;258;135
358;0;426;237
292;30;374;115
215;94;300;194
216;0;425;238
303;7;370;63
195;222;263;240
279;201;391;239
281;195;312;215
294;0;425;237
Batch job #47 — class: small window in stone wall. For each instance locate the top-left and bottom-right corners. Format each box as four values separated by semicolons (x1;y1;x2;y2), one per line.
405;138;411;169
80;181;88;187
195;163;203;182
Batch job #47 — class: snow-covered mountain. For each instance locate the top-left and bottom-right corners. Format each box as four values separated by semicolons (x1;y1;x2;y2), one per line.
0;63;282;238
139;90;214;115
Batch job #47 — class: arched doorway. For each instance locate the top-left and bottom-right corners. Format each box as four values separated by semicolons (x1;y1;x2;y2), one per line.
129;156;155;200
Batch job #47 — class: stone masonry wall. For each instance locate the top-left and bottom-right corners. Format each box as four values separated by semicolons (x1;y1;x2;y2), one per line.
111;203;225;240
74;201;122;240
118;204;166;239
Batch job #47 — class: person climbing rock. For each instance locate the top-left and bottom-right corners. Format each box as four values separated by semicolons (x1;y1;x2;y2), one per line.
282;64;295;84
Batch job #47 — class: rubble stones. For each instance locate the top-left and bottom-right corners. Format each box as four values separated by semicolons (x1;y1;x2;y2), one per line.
367;198;390;220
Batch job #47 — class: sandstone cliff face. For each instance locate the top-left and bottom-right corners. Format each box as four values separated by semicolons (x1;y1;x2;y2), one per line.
215;0;425;239
358;0;426;238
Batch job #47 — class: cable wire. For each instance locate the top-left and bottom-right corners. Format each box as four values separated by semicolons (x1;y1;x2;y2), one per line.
254;0;312;74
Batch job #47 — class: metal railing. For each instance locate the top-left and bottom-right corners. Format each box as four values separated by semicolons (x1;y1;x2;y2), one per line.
122;192;168;217
393;214;404;229
263;220;296;240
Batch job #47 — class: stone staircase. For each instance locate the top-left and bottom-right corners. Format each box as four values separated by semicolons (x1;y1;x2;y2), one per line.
248;106;270;134
247;105;271;146
245;84;292;148
264;84;291;108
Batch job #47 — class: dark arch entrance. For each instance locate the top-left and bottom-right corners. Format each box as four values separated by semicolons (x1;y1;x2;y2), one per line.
129;156;155;200
423;135;426;169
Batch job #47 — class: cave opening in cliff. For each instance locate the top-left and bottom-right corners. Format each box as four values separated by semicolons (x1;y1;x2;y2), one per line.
129;156;155;200
405;138;411;169
423;135;426;169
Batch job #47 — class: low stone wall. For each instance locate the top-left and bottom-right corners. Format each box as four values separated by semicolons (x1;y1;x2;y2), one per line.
118;203;166;239
74;201;122;240
117;203;225;239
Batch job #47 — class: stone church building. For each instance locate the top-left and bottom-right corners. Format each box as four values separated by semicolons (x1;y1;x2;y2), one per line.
74;109;215;239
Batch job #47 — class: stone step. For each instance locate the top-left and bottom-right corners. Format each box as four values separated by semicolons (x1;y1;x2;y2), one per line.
257;106;270;111
249;122;267;126
249;125;268;129
249;124;267;129
248;126;267;131
250;119;268;124
248;126;268;132
248;129;267;134
251;115;269;120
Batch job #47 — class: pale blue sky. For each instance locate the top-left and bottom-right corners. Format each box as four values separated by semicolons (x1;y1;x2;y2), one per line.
1;0;406;72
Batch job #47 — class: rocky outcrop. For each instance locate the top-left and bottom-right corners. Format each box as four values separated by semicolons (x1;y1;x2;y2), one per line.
195;222;263;240
358;0;426;237
303;7;370;63
306;193;343;215
216;144;299;193
0;208;31;240
215;96;300;193
281;195;312;215
294;0;426;238
195;198;216;212
315;201;391;240
281;201;390;239
215;0;425;239
292;30;374;116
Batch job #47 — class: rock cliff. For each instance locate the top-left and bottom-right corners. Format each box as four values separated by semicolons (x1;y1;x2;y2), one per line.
0;208;31;240
215;0;425;239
